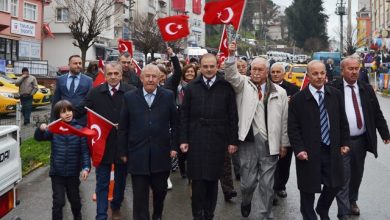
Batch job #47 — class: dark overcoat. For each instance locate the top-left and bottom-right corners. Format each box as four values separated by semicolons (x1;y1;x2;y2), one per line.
179;75;238;180
329;79;390;157
288;85;350;193
75;82;136;164
118;87;178;175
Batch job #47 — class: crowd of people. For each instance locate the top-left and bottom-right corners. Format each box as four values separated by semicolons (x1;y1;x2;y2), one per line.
31;42;390;220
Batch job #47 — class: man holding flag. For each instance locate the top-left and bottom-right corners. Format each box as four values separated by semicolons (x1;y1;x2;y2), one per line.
75;62;136;220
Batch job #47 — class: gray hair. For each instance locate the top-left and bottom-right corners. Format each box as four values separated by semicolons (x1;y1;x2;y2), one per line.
270;63;285;74
251;57;269;69
340;56;361;70
104;62;122;74
307;60;325;74
141;64;160;76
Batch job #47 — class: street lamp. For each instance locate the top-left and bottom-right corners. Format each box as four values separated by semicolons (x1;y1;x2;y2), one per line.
335;0;347;54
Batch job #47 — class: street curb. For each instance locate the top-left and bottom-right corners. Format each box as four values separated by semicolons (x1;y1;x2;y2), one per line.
376;91;390;97
22;162;44;177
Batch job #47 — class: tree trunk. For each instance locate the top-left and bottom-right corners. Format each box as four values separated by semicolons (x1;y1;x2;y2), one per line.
144;53;148;64
80;47;88;71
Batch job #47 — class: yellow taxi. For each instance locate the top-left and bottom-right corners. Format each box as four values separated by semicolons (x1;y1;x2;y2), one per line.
0;76;52;108
284;64;307;87
0;82;19;114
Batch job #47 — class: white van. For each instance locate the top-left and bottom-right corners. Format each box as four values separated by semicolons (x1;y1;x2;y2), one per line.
0;125;21;218
184;47;208;60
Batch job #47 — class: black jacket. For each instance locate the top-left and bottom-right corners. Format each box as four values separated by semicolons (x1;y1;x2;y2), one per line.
279;80;300;97
288;85;350;193
180;75;238;180
75;82;136;164
329;79;390;157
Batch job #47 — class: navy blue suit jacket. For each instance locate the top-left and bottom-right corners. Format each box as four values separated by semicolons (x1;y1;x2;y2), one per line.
118;86;178;175
52;73;92;125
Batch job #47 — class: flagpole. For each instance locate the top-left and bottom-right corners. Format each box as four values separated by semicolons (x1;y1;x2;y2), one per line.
84;107;116;126
218;25;227;55
48;118;62;127
235;0;247;41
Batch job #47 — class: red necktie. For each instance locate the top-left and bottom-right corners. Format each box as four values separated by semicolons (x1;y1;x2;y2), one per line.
111;87;117;96
257;84;263;100
347;85;363;129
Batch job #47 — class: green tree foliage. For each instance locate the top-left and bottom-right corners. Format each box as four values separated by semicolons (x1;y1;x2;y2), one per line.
285;0;329;52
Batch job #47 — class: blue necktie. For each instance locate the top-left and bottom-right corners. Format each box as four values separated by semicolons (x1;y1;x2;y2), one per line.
317;91;330;146
146;93;153;107
69;75;77;95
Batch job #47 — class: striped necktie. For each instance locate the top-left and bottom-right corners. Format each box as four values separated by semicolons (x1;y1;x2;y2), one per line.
317;91;330;146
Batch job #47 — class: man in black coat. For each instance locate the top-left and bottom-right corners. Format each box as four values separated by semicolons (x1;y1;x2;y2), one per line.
330;57;390;218
118;64;178;220
270;63;299;201
75;62;135;220
288;60;350;220
119;52;142;88
179;53;238;220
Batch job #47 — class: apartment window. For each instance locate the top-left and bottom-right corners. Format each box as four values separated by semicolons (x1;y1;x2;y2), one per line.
0;0;9;12
56;8;69;22
10;0;17;16
24;2;37;21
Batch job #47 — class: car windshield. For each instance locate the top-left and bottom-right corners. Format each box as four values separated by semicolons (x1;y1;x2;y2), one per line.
292;67;307;73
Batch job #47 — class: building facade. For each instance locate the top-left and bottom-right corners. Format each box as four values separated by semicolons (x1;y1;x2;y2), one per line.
0;0;45;64
357;0;371;48
370;0;390;38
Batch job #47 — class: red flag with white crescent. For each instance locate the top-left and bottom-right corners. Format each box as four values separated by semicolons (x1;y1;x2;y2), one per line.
118;39;133;57
193;0;201;15
132;59;142;76
203;0;245;30
48;119;96;137
157;15;190;42
218;25;229;66
172;0;186;12
93;58;106;87
86;108;114;167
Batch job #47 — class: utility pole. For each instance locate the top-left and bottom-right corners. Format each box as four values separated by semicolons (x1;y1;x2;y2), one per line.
124;0;135;40
336;0;347;54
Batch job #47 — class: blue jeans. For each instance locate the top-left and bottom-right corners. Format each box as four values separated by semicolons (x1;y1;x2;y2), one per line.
95;163;127;220
20;95;33;124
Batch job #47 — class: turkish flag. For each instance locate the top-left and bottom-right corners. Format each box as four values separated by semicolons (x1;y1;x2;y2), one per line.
86;107;114;167
93;58;106;87
48;119;96;137
203;0;245;30
132;59;142;76
172;0;185;12
157;15;190;42
118;39;133;57
218;25;229;64
193;0;201;15
300;75;310;90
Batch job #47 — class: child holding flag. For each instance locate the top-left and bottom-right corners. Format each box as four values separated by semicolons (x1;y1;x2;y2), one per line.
34;100;91;220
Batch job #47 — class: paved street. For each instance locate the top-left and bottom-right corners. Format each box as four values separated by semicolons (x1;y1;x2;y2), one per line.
4;95;390;220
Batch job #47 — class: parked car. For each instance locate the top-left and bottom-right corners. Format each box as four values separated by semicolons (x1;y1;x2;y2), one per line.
0;76;52;108
0;83;18;115
284;64;307;87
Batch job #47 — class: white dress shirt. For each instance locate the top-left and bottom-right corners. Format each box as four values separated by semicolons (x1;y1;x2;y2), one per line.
203;75;216;87
108;83;120;96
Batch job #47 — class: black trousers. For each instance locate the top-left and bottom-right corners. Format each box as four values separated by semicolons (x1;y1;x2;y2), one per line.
51;175;82;220
131;171;170;220
192;179;218;220
274;147;293;191
300;146;340;220
178;150;187;176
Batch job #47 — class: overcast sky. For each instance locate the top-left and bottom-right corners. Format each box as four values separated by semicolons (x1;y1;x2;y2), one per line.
272;0;358;39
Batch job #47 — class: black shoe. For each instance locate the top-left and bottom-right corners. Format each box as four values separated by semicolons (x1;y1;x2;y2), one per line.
152;214;162;220
224;190;237;201
350;202;360;215
338;215;349;220
241;202;251;217
235;174;240;181
276;190;287;198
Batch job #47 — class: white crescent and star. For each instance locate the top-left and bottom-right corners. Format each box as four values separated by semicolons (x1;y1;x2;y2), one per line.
91;124;102;145
59;126;69;132
165;23;179;35
218;7;234;23
119;43;128;52
223;38;228;48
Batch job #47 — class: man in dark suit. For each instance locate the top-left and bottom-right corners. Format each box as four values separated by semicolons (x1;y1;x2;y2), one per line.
331;57;390;218
118;64;178;220
75;62;135;220
180;53;238;220
288;60;350;220
52;55;93;125
270;63;299;201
